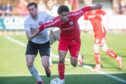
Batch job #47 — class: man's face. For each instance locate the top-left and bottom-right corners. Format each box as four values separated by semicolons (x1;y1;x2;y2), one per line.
28;5;37;17
59;12;69;22
47;0;54;10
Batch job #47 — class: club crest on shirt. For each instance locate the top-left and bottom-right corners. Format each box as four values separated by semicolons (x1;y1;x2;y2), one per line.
69;21;74;26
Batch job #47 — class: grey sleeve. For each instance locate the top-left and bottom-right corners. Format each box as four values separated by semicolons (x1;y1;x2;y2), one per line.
24;20;31;32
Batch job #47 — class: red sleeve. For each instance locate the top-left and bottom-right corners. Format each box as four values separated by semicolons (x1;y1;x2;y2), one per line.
84;13;88;20
82;6;92;13
39;16;64;31
39;24;44;31
70;6;92;20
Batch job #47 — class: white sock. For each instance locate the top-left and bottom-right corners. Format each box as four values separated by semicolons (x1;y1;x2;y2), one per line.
78;54;81;60
78;54;82;64
96;64;101;67
116;56;120;60
29;66;42;81
50;53;52;65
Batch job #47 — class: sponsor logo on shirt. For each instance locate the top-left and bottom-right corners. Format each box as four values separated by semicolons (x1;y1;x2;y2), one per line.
69;21;74;26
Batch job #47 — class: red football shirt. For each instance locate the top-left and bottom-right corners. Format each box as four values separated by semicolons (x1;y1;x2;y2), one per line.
84;9;106;39
39;6;92;41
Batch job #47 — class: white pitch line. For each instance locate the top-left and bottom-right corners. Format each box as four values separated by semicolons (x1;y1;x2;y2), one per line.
98;70;126;84
5;36;126;84
0;73;85;77
5;36;26;47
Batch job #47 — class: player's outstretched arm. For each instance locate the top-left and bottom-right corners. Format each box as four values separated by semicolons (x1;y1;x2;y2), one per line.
82;4;102;12
39;16;64;31
32;18;61;38
29;23;46;39
72;4;102;19
39;24;45;31
90;4;102;10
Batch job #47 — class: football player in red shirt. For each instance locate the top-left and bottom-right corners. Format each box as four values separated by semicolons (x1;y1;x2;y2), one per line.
83;0;122;71
32;4;102;83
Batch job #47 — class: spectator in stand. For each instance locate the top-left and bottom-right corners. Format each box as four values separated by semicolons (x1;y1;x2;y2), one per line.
14;0;28;16
3;3;13;16
38;0;46;12
64;0;72;11
0;5;4;16
69;0;79;10
118;0;126;14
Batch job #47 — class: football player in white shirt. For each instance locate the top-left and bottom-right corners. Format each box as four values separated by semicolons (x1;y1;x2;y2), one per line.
24;2;53;84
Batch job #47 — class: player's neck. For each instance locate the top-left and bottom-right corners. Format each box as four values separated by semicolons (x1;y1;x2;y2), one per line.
32;14;38;20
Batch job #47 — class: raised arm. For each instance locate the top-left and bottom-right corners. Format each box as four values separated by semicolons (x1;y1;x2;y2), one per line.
83;4;102;12
72;4;102;19
31;16;64;37
39;16;64;31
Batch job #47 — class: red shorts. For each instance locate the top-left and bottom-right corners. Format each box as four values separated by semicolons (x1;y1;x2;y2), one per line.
94;29;106;45
95;37;106;45
58;39;81;58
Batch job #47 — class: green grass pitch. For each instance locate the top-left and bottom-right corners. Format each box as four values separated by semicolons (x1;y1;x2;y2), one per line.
0;32;126;84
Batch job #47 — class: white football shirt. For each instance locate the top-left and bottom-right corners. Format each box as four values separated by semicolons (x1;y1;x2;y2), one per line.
24;12;53;44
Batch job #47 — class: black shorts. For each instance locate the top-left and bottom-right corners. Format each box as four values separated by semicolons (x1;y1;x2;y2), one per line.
25;41;50;56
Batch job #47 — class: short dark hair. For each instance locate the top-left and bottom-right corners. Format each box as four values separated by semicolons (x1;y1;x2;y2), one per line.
57;5;69;14
27;2;37;8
